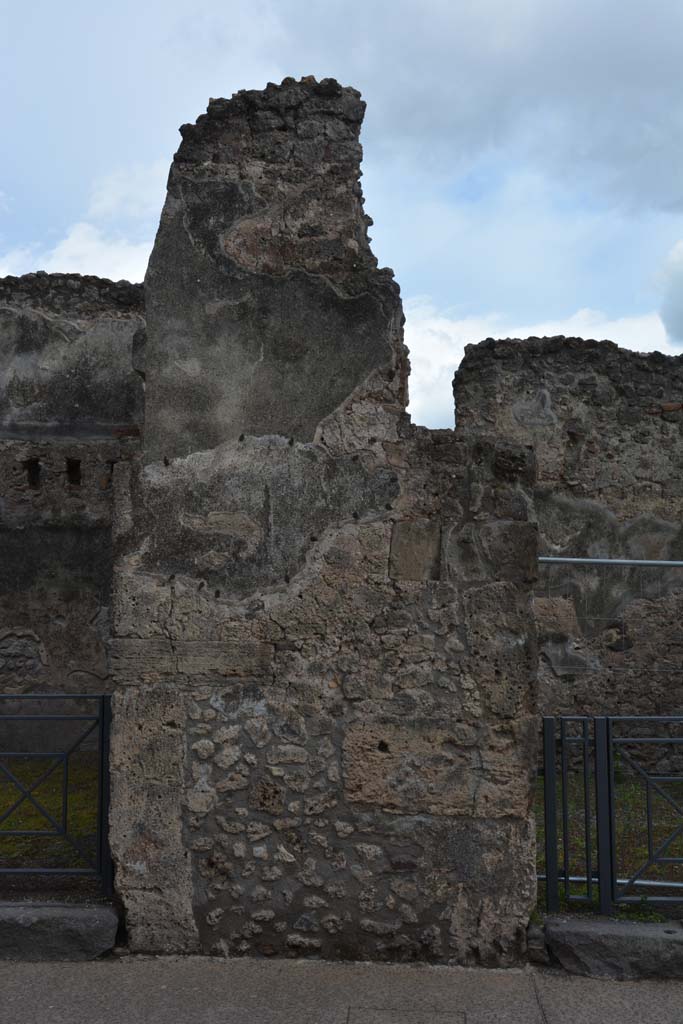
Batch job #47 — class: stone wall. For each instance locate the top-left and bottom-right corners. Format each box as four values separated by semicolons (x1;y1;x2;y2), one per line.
108;78;539;964
0;273;143;700
455;337;683;718
8;76;682;963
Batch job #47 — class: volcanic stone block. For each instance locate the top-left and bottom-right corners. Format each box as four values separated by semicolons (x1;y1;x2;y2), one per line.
0;903;119;961
545;915;683;980
389;519;441;581
342;718;534;817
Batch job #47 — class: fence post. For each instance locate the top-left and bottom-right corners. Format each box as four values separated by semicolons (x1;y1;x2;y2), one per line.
543;717;560;913
594;716;614;915
98;695;114;898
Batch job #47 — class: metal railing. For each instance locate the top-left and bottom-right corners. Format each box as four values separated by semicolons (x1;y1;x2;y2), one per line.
542;715;683;913
0;694;112;895
539;557;683;567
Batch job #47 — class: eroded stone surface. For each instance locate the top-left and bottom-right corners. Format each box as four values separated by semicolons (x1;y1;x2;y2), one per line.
455;336;683;720
0;274;142;703
0;272;143;438
107;78;539;964
0;902;119;961
545;915;683;980
142;76;406;463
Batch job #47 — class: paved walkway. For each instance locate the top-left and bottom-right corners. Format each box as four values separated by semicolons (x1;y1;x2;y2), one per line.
2;957;683;1024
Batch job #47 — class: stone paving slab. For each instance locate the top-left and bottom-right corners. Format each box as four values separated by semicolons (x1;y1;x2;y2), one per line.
1;956;681;1024
533;967;683;1024
0;957;541;1024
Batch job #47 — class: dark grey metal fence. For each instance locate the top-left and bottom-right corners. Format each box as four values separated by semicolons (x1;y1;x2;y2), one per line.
0;694;112;895
542;715;683;913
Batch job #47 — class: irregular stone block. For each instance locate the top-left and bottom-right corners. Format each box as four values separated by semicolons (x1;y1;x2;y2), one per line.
109;639;273;682
343;718;533;817
545;915;683;980
389;520;441;581
0;902;118;961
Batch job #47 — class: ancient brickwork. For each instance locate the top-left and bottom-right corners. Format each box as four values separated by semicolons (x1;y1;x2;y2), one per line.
108;78;539;963
455;337;683;718
0;273;143;698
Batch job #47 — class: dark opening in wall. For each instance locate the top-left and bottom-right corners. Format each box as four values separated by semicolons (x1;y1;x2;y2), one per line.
22;458;41;488
66;458;82;486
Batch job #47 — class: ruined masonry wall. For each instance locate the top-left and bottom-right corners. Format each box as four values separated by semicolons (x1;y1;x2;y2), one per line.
455;337;683;719
108;78;539;964
0;273;143;698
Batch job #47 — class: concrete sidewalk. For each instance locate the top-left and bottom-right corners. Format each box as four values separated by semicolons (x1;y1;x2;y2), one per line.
2;957;683;1024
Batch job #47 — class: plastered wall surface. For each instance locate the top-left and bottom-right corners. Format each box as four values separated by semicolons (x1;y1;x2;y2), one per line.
108;78;539;963
0;274;143;701
455;337;683;718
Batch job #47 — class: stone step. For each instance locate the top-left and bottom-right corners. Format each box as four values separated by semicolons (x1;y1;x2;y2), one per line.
0;901;119;961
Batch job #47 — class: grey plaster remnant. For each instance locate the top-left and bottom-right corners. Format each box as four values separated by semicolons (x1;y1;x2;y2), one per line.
544;915;683;980
0;902;119;961
121;437;400;597
142;76;407;462
0;273;144;438
455;336;683;722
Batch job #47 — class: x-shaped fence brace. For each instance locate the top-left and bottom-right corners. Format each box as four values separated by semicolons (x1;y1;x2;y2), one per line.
613;743;683;899
0;718;100;870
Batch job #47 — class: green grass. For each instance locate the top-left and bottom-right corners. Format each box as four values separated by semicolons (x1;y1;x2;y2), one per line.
0;752;100;870
535;758;683;919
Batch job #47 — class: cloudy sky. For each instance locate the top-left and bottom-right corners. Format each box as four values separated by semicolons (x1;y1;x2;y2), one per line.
2;0;683;426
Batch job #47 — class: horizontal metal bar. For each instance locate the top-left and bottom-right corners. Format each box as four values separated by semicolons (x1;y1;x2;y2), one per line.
609;716;683;723
539;556;683;567
0;830;61;836
612;737;683;744
0;752;65;758
0;716;99;725
615;896;683;904
0;694;107;701
0;868;98;876
538;873;683;890
551;716;683;724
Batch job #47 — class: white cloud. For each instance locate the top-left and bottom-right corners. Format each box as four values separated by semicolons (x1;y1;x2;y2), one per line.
0;157;167;282
41;223;152;282
161;0;683;213
0;245;34;277
88;159;168;223
405;299;674;429
0;147;170;281
660;240;683;345
0;223;152;283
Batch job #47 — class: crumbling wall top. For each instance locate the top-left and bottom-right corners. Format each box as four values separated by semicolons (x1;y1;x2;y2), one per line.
0;272;144;437
455;333;683;521
143;76;406;462
0;271;144;317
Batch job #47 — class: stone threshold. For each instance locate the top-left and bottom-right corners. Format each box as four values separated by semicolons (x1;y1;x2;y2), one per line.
531;914;683;980
0;901;119;961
